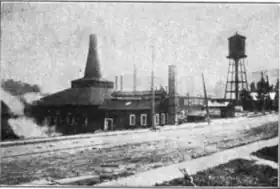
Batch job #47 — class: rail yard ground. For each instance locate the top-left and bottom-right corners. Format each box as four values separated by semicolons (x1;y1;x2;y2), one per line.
0;114;278;186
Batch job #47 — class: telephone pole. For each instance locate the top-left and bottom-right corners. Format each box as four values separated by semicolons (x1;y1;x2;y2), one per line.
202;73;210;125
151;44;156;129
133;64;137;92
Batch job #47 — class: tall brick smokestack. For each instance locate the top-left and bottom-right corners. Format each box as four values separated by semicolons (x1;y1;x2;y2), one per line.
115;76;118;90
168;65;177;125
168;65;176;96
84;34;101;79
120;75;123;91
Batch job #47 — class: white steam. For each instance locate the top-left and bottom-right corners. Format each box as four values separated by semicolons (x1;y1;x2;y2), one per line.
8;117;60;138
1;88;24;115
1;88;61;139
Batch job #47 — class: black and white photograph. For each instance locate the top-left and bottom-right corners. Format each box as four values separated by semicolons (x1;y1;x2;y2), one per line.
0;1;279;187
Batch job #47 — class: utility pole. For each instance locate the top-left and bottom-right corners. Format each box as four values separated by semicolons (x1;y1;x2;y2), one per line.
202;73;210;125
133;64;137;92
151;44;156;129
187;92;190;114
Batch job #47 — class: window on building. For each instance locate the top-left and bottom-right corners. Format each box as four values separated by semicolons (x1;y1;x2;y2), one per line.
155;114;160;125
184;99;188;106
66;116;69;125
44;117;50;125
161;113;166;125
55;111;61;125
129;114;136;126
50;117;53;125
140;114;147;126
71;116;75;125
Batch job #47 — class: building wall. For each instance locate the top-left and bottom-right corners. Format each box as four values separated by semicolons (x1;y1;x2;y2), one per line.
177;96;205;112
29;98;170;134
206;106;235;118
221;108;235;118
103;109;168;130
31;105;104;135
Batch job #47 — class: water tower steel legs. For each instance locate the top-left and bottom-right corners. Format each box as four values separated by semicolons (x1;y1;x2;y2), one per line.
224;61;230;100
235;58;239;105
241;59;249;90
224;58;248;105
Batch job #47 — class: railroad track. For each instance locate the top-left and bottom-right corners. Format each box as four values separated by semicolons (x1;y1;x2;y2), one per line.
2;138;168;160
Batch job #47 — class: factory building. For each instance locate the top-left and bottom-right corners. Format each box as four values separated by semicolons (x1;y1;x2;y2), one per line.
30;34;177;134
177;96;206;112
100;90;169;130
206;100;235;118
32;34;114;134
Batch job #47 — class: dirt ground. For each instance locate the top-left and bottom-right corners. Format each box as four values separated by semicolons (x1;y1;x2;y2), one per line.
0;114;278;185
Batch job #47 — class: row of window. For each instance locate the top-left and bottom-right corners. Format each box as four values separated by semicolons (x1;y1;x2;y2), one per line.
129;113;167;126
45;116;88;126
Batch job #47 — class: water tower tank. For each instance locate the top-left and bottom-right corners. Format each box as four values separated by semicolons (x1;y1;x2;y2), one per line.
227;32;247;59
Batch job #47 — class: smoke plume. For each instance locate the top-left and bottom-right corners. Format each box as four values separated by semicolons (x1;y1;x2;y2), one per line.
1;82;61;140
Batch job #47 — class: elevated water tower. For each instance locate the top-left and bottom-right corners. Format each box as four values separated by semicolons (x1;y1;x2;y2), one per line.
224;32;249;105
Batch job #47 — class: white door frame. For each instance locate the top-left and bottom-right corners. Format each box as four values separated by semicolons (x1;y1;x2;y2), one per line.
104;118;113;131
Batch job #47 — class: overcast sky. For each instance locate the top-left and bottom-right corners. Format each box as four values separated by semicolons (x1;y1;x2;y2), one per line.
1;2;279;95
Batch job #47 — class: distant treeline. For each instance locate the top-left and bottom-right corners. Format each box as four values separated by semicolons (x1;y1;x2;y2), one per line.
240;73;279;112
1;79;41;96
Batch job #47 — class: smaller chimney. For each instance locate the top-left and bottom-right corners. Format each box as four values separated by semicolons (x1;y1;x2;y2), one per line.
120;75;123;91
115;76;118;90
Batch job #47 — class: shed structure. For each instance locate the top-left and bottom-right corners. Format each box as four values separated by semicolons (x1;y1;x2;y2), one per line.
100;90;169;130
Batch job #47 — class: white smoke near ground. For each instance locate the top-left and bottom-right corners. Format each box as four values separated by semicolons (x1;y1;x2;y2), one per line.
22;92;45;104
8;117;60;139
1;88;61;139
1;88;24;115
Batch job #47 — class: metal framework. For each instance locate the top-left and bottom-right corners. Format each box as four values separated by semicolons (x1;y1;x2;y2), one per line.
224;58;249;104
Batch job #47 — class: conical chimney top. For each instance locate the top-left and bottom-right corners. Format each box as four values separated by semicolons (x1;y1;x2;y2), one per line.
84;34;101;79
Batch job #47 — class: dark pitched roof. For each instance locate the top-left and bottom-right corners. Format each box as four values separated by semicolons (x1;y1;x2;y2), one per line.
99;98;161;110
35;87;112;106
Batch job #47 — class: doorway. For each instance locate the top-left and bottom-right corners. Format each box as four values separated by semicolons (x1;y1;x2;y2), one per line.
104;118;114;131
